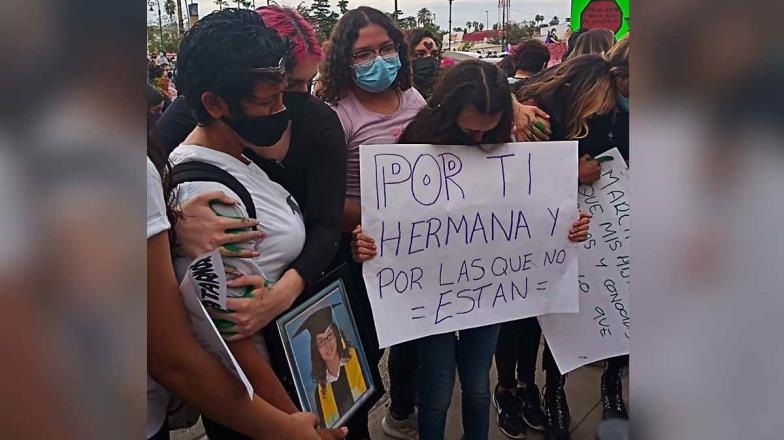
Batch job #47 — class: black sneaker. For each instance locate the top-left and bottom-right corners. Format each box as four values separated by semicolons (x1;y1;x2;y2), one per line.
493;385;527;439
518;383;547;431
544;372;571;440
601;364;628;420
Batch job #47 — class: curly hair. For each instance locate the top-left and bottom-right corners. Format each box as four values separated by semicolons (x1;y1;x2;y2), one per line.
310;323;353;393
510;39;550;74
317;6;412;104
174;8;290;124
399;60;513;145
257;6;323;63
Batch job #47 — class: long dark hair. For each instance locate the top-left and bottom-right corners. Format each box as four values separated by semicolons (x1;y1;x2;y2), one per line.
317;6;412;104
310;322;353;393
398;60;513;145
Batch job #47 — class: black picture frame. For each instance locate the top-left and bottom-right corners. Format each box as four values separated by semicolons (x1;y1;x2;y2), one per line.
262;264;383;428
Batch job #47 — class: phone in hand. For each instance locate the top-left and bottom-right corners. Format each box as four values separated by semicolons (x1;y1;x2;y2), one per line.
596;156;615;163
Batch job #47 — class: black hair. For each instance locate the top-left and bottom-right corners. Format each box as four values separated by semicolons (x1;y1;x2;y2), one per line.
147;83;164;110
317;6;412;104
174;8;290;124
406;27;441;56
511;39;551;74
399;59;513;145
496;56;516;77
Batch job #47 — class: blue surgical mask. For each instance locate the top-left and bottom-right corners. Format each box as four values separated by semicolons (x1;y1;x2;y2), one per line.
352;54;401;93
616;92;629;112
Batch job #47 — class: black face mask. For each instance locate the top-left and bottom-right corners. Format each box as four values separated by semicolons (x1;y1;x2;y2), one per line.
222;107;290;147
411;57;439;92
283;92;309;122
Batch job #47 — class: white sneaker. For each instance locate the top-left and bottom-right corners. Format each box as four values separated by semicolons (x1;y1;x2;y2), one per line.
381;407;419;440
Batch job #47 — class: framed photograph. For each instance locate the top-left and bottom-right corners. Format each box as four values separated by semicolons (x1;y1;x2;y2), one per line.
271;266;379;428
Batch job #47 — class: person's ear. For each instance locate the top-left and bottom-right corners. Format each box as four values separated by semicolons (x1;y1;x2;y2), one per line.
201;91;230;119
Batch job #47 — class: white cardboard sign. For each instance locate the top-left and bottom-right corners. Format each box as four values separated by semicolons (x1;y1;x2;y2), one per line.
360;142;580;348
539;148;630;373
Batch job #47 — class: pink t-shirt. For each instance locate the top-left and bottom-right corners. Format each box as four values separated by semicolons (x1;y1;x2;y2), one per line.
332;87;426;199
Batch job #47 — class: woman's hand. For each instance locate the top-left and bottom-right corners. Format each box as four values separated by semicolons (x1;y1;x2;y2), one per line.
283;412;347;440
208;269;304;341
350;225;377;263
568;212;592;242
512;101;551;141
578;154;601;184
174;191;264;259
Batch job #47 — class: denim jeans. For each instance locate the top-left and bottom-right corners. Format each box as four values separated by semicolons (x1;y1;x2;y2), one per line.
416;324;501;440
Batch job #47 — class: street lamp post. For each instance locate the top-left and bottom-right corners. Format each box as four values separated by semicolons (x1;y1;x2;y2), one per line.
485;10;488;31
149;0;163;51
448;0;453;51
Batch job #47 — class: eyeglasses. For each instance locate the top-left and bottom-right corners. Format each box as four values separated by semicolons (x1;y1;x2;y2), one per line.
351;43;399;67
316;330;336;348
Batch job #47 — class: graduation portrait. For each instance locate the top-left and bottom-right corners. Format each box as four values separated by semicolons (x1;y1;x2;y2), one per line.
276;277;376;428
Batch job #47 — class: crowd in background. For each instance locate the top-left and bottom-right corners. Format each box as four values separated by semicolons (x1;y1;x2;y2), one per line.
147;6;629;440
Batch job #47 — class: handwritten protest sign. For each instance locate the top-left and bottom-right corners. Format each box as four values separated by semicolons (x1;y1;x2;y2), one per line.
539;148;630;373
179;249;254;398
546;42;568;67
360;142;579;348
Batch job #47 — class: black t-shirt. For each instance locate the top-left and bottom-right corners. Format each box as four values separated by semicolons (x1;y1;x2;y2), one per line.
582;110;629;162
153;94;347;286
530;95;629;162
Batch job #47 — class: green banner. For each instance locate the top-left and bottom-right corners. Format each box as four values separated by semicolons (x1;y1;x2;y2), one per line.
571;0;630;39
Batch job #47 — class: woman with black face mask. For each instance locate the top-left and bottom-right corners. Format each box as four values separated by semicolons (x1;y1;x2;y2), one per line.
406;28;442;99
153;6;346;325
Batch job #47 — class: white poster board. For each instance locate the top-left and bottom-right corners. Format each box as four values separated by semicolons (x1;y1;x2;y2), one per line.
539;148;630;373
179;249;254;398
360;142;580;348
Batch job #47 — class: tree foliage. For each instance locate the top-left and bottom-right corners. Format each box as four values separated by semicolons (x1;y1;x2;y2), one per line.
309;0;339;41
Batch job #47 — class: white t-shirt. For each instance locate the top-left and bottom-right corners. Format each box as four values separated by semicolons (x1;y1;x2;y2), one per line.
146;157;171;438
169;144;306;284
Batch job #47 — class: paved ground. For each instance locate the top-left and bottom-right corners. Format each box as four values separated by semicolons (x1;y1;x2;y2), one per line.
172;346;628;440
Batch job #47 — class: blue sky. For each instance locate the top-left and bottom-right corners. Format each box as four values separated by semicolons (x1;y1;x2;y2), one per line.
151;0;570;33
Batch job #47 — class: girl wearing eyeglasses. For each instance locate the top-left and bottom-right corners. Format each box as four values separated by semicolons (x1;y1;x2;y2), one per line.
317;7;426;440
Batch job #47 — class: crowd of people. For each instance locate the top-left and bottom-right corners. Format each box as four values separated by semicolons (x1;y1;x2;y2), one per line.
147;6;629;440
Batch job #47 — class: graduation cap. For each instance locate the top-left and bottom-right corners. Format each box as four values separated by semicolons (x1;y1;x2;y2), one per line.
294;303;344;339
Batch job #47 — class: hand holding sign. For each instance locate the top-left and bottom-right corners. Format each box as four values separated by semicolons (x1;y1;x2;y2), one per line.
360;142;581;348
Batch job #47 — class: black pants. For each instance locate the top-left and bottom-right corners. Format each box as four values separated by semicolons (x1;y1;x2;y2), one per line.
149;421;170;440
495;317;542;388
606;354;629;371
388;340;418;419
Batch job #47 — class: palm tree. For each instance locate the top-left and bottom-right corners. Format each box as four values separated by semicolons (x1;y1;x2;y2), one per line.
465;21;472;32
214;0;229;9
477;22;484;31
417;8;432;25
472;21;480;32
549;16;560;26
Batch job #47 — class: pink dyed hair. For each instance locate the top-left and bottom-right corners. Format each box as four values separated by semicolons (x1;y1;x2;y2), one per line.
256;6;323;63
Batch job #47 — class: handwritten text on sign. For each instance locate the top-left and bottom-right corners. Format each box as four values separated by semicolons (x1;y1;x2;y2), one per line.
539;148;630;373
360;142;580;348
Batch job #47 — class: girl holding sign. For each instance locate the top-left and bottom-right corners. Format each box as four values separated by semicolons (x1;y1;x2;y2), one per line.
351;60;592;440
515;53;621;440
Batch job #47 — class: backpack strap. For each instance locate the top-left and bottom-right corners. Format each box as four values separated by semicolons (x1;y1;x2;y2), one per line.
170;161;256;219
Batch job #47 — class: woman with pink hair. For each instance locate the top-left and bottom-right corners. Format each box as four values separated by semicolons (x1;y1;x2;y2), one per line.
154;8;349;438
